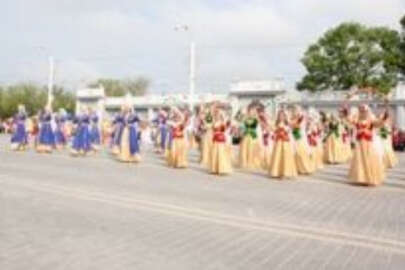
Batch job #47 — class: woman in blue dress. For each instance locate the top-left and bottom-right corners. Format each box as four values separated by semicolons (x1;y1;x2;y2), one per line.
71;109;92;156
111;111;125;155
54;109;67;149
157;109;168;154
117;107;141;163
89;111;101;151
10;104;28;151
37;106;55;153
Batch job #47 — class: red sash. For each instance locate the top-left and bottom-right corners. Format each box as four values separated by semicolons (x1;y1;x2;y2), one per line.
356;121;372;142
213;125;226;143
308;133;317;146
356;132;372;141
274;128;289;142
172;125;184;138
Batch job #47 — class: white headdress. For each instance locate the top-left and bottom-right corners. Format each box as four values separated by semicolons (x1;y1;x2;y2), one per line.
307;107;320;122
18;104;26;114
59;108;67;116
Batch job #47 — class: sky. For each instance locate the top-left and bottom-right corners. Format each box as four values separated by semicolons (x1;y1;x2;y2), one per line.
0;0;404;93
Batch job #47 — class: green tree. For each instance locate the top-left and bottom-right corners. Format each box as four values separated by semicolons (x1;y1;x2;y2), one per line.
51;86;76;113
123;77;150;96
0;86;4;118
1;83;47;118
92;78;126;97
90;77;150;96
0;83;75;118
399;15;405;80
297;22;401;94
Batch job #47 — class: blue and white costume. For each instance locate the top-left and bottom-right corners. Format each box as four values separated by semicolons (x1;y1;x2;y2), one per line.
37;111;55;153
116;112;141;162
71;113;92;155
158;112;168;152
90;113;101;149
54;114;67;148
10;111;28;150
111;113;125;154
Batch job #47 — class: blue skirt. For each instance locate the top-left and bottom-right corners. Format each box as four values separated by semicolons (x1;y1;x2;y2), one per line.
54;128;66;145
90;125;101;145
167;130;173;150
160;125;168;149
11;123;28;144
72;125;91;152
38;123;55;146
118;125;139;155
129;125;139;154
113;124;124;147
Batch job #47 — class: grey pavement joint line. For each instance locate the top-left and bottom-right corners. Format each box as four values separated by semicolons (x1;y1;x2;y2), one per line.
2;177;405;255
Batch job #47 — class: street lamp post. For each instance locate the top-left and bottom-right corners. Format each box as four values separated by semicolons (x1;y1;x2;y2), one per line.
35;46;54;109
175;24;195;111
47;56;54;108
189;41;195;111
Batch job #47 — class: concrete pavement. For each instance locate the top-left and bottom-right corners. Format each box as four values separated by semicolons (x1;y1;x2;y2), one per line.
1;136;405;269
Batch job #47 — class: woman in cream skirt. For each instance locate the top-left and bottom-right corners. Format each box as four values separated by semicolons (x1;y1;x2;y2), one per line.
258;108;273;170
290;105;315;175
209;105;232;175
199;105;214;166
239;104;263;170
268;109;298;179
379;113;398;169
339;108;353;162
307;109;324;171
166;107;188;168
323;114;345;164
346;104;385;186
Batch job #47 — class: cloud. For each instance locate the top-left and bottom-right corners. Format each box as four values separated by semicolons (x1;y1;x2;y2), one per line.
0;0;403;92
55;59;101;87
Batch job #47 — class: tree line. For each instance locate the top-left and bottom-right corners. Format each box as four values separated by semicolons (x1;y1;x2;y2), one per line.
297;15;405;94
0;76;150;119
0;83;75;119
87;77;150;97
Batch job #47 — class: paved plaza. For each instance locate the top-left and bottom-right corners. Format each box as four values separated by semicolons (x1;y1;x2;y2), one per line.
1;135;405;269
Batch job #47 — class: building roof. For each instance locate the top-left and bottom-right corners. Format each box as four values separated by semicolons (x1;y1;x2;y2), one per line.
76;86;105;98
230;80;286;95
102;93;229;108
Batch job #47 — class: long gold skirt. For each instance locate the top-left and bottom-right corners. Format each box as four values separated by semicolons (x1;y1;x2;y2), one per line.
295;140;315;174
200;130;213;166
111;146;120;155
36;144;52;153
155;130;162;149
348;140;385;186
209;142;232;175
239;136;262;170
312;145;324;170
188;133;198;150
382;139;398;169
262;145;273;170
341;141;353;162
11;143;27;151
117;127;141;163
167;137;188;168
65;125;73;138
268;141;297;178
324;135;345;164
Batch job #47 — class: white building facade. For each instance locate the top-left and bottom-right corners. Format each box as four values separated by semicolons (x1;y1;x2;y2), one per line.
75;80;287;120
279;84;405;128
75;80;405;128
